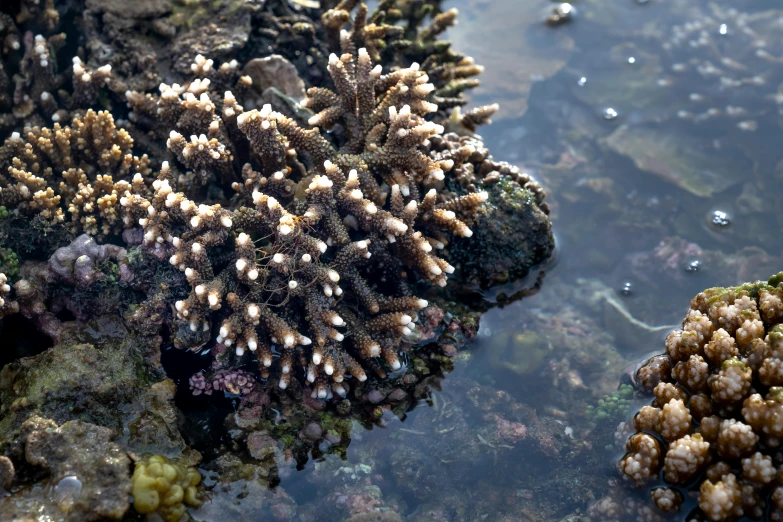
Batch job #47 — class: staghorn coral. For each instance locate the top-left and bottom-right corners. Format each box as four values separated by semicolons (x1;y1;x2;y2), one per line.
1;43;490;399
0;109;152;237
128;50;485;398
321;1;491;132
0;18;115;135
612;273;783;520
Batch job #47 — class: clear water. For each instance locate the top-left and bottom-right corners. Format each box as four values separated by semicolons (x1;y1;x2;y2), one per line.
195;0;783;519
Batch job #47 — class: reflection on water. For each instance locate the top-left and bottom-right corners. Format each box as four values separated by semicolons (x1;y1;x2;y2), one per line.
198;0;783;519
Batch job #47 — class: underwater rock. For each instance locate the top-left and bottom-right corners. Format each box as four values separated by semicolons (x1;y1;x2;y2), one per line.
0;456;14;490
0;416;132;521
85;0;170;19
0;315;189;457
192;453;296;520
447;175;553;291
603;124;750;197
343;512;403;522
169;1;255;75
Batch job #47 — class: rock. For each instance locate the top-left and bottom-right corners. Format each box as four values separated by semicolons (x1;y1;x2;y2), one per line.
344;512;403;522
448;176;554;294
0;456;14;489
367;389;386;404
0;316;188;458
247;431;280;461
603;125;750;197
299;422;323;442
85;0;170;18
170;4;254;75
244;55;306;100
0;416;132;521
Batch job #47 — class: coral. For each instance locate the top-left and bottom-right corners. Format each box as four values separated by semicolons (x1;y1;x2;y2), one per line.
0;17;115;133
700;473;743;521
0;38;495;398
122;49;488;397
331;2;489;130
0;272;18;318
0;109;152;236
650;487;682;513
131;455;203;522
189;368;256;396
48;234;129;287
617;273;783;519
617;433;661;484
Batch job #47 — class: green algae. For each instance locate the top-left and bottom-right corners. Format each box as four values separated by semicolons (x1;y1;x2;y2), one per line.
0;248;19;278
586;384;634;423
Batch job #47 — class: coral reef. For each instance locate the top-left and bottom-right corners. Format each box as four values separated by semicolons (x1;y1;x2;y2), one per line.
611;273;783;520
0;1;561;520
0;2;547;399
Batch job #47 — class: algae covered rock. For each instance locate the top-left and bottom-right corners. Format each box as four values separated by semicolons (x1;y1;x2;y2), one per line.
449;176;554;290
0;416;132;521
0;315;188;457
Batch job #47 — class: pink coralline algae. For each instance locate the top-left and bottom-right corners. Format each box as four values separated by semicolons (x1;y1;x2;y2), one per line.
189;368;255;396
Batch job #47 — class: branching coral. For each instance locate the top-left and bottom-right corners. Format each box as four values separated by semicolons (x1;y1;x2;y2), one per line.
321;1;491;130
0;20;114;134
0;0;550;403
615;273;783;520
0;109;152;236
123;48;486;398
1;38;489;398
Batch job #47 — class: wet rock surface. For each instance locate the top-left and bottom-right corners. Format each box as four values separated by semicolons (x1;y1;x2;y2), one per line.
0;416;132;521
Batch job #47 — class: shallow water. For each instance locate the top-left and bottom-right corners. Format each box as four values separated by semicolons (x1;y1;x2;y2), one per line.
225;0;783;520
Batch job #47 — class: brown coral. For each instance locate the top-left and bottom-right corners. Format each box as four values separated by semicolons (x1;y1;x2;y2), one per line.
622;274;783;519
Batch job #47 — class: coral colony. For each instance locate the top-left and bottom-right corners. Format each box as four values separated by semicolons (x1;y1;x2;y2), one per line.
0;0;559;519
0;1;538;401
606;274;783;521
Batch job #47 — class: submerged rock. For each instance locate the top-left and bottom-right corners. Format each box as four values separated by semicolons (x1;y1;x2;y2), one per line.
603;124;750;197
449;176;554;291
